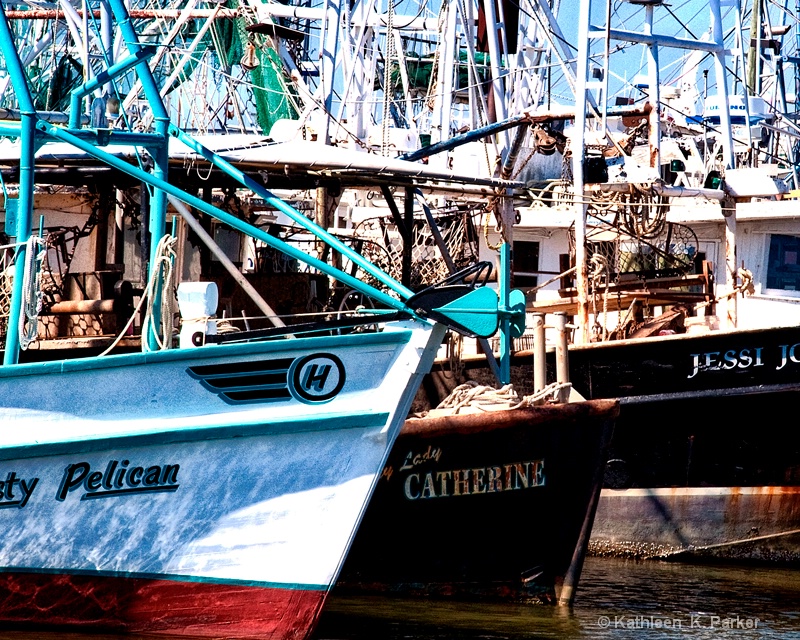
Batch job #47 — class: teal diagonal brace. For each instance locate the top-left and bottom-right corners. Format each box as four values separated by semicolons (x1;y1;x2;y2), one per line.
34;120;414;314
169;127;415;301
69;46;158;129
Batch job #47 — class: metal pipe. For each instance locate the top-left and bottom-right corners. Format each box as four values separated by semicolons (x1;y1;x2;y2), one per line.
0;7;38;364
501;124;528;180
0;108;88;125
107;0;172;349
573;0;591;345
710;0;735;169
35;120;413;313
47;300;116;314
69;47;156;129
499;242;511;384
554;312;570;395
255;3;445;31
532;313;546;393
588;26;726;53
1;8;239;19
587;182;726;200
645;5;660;170
481;0;509;149
168;196;286;328
170;126;415;300
401;104;650;162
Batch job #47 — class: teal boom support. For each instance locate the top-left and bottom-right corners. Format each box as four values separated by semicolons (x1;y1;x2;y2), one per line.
0;0;513;359
169;127;415;301
68;47;157;129
35;121;412;313
0;8;40;364
105;0;171;350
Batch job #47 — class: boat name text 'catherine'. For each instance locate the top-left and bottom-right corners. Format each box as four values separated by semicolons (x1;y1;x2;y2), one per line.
404;459;545;500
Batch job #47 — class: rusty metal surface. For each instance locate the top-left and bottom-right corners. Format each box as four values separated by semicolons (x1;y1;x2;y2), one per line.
590;486;800;563
402;398;619;438
2;9;239;19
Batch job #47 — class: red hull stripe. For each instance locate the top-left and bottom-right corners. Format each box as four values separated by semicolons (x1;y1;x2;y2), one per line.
0;572;328;639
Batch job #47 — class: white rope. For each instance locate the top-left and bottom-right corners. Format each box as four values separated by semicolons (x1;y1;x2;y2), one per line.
516;381;573;407
434;381;522;414
428;379;574;416
143;234;177;350
99;234;176;357
18;236;46;350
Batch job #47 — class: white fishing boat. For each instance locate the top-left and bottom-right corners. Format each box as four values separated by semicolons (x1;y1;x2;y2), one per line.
0;0;526;636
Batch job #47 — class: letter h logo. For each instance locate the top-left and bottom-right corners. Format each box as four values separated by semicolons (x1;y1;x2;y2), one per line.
289;353;346;403
302;363;331;392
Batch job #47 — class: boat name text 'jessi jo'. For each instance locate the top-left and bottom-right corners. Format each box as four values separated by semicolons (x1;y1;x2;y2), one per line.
404;459;545;500
687;343;800;379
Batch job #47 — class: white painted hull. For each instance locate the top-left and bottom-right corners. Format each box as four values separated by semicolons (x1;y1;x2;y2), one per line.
0;322;445;638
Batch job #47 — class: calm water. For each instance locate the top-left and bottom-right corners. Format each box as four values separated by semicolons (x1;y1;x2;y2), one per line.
314;557;800;640
0;557;798;639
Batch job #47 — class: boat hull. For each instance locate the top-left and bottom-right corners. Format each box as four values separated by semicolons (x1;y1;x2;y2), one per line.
418;324;800;566
0;323;444;638
591;486;800;563
337;399;619;602
0;572;324;637
558;325;800;564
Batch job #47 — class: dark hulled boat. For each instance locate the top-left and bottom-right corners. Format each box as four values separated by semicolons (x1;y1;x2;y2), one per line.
337;398;619;602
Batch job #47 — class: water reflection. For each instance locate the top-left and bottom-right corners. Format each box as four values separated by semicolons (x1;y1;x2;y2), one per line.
1;557;798;639
316;557;800;639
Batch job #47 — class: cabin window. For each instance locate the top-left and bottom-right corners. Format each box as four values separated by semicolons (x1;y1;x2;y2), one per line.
513;240;539;288
766;234;800;291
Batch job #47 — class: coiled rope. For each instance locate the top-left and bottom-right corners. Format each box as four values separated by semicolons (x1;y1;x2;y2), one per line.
19;235;46;350
100;234;176;356
428;379;573;415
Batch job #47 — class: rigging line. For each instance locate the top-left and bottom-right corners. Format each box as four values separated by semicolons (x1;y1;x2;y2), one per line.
767;0;800;22
515;0;579;53
662;4;699;40
384;0;431;30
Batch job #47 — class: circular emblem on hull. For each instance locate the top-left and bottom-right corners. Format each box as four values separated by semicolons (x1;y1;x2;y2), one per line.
288;353;346;403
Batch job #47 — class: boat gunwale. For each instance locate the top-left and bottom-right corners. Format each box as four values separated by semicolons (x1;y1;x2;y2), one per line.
0;326;421;380
0;410;392;460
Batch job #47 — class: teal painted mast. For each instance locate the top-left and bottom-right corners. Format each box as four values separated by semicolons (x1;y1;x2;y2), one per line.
107;0;171;351
0;8;39;365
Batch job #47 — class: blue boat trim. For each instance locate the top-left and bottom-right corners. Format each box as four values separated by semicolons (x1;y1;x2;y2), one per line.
0;565;328;591
0;411;391;460
0;330;414;379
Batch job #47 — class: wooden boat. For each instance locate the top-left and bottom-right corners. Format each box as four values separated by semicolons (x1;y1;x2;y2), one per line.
338;395;619;603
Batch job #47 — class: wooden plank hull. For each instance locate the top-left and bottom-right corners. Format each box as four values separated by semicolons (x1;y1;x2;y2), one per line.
337;399;619;601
